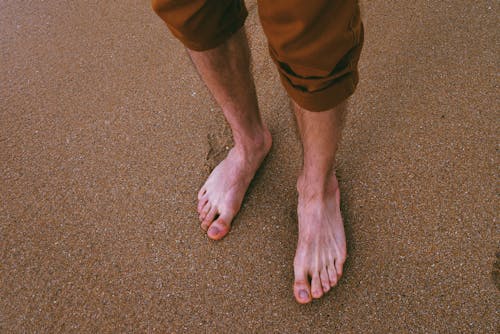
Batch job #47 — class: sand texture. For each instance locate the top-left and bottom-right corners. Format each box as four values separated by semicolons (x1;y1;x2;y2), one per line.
1;0;498;333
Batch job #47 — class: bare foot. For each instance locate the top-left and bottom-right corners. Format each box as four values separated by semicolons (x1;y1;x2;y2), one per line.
197;129;272;240
293;173;347;304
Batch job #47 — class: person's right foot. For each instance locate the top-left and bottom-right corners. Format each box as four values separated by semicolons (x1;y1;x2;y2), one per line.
293;173;347;304
197;128;272;240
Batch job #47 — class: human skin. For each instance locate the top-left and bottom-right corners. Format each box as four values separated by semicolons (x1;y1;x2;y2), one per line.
190;29;347;304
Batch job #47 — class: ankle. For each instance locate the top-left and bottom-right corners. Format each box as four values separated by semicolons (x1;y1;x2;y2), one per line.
297;170;338;200
233;125;272;154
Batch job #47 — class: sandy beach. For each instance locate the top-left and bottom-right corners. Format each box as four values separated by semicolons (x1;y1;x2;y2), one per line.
1;0;498;332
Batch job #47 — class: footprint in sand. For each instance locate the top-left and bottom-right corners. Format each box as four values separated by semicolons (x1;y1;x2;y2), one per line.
205;126;232;172
492;251;500;291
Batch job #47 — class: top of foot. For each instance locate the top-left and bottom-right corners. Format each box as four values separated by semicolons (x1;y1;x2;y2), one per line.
293;174;347;304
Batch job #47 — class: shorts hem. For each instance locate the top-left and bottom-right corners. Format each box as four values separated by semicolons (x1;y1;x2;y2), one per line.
283;71;359;112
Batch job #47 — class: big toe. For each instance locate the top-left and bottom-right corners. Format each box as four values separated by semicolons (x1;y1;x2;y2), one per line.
293;270;312;304
207;215;231;240
293;281;312;304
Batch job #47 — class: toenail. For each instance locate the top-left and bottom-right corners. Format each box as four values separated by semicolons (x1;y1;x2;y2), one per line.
209;226;219;235
299;290;309;300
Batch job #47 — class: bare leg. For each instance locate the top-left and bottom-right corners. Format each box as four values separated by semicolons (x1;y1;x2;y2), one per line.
292;100;348;304
190;29;272;240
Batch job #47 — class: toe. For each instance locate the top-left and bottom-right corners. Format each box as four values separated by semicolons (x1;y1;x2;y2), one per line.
197;197;208;213
327;265;338;287
197;186;207;200
335;257;345;280
201;206;218;231
311;273;323;299
207;214;231;240
320;268;331;293
199;202;211;222
293;270;312;304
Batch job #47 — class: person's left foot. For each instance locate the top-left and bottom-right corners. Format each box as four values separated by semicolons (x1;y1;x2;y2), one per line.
293;173;347;304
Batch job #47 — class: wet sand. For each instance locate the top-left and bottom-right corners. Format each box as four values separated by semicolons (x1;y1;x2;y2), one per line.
1;1;498;332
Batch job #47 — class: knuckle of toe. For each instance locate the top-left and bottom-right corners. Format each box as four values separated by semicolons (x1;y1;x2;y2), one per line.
337;255;345;264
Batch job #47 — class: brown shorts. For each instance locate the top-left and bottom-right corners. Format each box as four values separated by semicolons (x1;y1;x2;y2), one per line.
151;0;364;111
